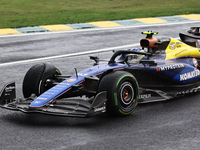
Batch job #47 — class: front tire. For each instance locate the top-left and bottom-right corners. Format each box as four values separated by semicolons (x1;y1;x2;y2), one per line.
22;63;61;98
98;71;139;116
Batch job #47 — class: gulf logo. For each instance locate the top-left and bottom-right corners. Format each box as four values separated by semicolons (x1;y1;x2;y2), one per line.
67;78;76;82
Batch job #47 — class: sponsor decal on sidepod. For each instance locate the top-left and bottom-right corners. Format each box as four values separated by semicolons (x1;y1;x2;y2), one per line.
156;64;184;72
180;69;200;81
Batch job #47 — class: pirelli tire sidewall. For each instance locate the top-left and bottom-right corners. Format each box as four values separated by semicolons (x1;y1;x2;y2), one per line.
98;71;139;116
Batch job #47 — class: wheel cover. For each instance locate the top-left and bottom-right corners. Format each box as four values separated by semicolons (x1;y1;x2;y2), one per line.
120;82;134;106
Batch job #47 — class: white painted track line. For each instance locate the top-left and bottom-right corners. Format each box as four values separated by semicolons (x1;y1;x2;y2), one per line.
0;43;140;67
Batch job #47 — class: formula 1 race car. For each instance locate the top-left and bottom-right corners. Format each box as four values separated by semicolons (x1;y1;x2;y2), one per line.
1;27;200;117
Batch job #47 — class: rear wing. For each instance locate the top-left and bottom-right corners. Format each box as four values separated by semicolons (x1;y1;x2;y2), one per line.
180;27;200;47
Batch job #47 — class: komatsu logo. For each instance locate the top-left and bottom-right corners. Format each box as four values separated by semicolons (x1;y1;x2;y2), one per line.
180;69;200;81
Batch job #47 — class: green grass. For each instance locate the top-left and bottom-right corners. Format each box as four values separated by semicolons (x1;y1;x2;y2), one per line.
0;0;200;28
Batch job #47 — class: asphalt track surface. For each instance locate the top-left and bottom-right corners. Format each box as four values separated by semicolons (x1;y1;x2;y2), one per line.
0;22;200;150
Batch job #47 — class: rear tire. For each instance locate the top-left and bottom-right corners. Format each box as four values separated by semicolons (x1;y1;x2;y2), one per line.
22;63;61;98
98;71;139;116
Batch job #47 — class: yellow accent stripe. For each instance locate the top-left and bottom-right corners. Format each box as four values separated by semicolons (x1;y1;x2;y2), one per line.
178;14;200;20
0;28;21;35
134;18;167;24
40;25;74;31
88;21;121;27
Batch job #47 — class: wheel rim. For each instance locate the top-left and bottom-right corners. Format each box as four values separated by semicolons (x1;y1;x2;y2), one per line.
39;73;61;95
120;82;134;106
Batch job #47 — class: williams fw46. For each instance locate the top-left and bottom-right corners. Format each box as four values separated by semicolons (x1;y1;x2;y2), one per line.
1;27;200;117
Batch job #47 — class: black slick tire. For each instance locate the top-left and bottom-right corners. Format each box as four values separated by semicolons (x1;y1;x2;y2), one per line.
22;63;61;98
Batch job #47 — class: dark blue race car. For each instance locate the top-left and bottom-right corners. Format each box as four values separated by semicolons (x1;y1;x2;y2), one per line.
1;27;200;117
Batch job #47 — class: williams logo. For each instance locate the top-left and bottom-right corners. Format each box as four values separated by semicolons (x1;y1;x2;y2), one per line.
169;42;176;50
169;42;182;50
